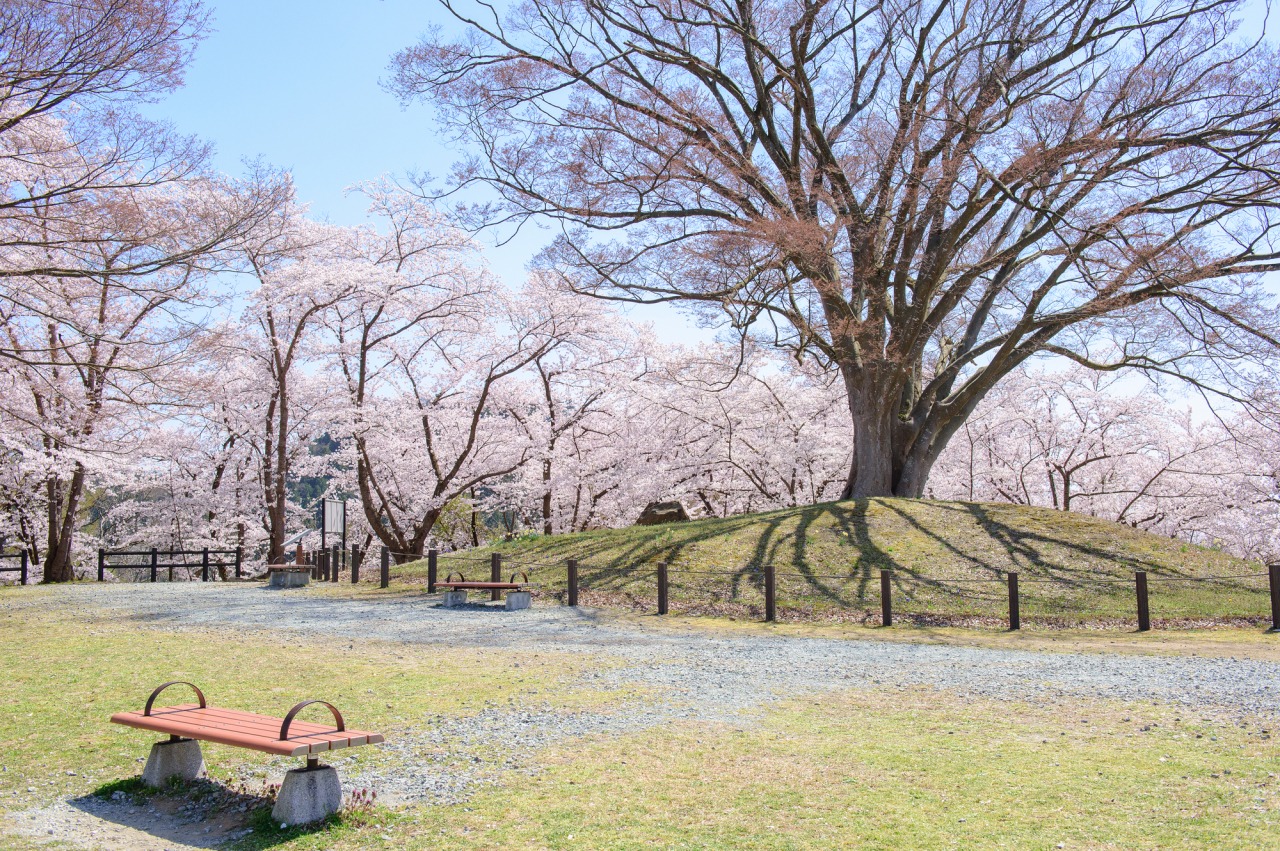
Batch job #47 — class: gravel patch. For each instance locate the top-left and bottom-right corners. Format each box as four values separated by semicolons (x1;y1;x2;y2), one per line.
37;583;1279;721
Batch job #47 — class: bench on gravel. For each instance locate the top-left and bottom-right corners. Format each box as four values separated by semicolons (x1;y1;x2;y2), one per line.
435;571;532;610
110;681;384;824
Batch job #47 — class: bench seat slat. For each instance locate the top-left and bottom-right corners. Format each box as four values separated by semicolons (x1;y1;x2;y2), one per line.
147;704;347;737
436;582;525;590
110;705;384;757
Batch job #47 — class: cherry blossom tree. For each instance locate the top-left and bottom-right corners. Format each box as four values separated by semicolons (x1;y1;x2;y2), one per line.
233;211;351;564
395;0;1280;499
929;366;1242;536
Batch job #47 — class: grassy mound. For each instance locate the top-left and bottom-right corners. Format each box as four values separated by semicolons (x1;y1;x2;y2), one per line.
401;499;1270;627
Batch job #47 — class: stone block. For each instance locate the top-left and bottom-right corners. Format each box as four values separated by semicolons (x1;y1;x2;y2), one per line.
272;764;342;825
442;589;468;607
505;591;532;611
268;569;310;588
141;738;203;787
636;500;691;526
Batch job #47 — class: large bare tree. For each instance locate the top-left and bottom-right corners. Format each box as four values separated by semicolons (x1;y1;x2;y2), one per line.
393;0;1280;498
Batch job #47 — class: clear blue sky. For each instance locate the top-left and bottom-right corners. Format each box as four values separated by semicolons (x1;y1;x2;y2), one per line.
141;0;705;340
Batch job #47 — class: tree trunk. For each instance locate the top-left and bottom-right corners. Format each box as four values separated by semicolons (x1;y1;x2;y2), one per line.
42;464;86;582
840;376;898;499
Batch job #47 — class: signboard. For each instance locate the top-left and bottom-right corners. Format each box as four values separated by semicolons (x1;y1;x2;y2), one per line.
319;499;347;550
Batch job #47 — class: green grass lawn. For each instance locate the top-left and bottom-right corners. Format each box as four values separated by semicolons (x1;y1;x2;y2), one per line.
389;499;1270;628
1;590;1278;849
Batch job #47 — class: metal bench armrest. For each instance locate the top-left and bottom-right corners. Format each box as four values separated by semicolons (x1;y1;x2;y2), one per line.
144;681;206;716
279;700;345;740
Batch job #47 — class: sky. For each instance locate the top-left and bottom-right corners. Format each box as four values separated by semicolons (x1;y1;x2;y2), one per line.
140;0;709;342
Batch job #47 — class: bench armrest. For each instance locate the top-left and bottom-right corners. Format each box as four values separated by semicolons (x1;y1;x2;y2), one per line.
444;571;467;583
279;700;345;740
144;681;206;716
509;570;529;585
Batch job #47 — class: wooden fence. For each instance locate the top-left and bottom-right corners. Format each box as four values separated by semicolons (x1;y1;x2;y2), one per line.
97;547;243;582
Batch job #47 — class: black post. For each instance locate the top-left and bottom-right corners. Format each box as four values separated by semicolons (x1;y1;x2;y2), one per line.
201;547;210;582
98;548;105;582
150;548;158;583
427;548;438;593
380;546;390;589
764;564;776;622
567;559;579;606
1136;571;1150;632
19;550;27;585
490;553;502;602
657;562;669;615
234;546;243;580
1269;564;1280;632
351;544;361;584
331;545;340;582
880;569;892;627
1008;572;1020;630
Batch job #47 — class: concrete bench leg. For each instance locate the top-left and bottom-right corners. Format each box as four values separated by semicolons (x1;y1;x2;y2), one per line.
272;763;342;825
441;590;468;607
505;591;532;611
142;737;203;787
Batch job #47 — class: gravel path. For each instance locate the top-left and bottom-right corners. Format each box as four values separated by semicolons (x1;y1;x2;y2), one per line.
23;583;1280;721
6;583;1280;849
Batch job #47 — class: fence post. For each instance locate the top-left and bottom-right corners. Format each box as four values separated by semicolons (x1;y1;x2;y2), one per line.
1135;570;1150;632
490;553;502;602
150;548;158;583
880;569;892;627
427;548;438;593
380;546;390;589
331;545;340;583
657;562;669;615
19;550;27;585
764;564;776;622
1008;571;1020;631
567;559;579;606
98;548;105;582
1269;564;1280;632
351;544;361;584
201;548;210;582
234;546;243;580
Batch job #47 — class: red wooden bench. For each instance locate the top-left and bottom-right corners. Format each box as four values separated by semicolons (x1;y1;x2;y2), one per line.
111;682;384;823
436;571;532;608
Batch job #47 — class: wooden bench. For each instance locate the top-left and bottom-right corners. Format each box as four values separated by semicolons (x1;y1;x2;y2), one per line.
111;681;384;823
436;571;532;609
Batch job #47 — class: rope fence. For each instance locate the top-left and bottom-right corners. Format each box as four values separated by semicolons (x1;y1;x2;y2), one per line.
335;546;1280;632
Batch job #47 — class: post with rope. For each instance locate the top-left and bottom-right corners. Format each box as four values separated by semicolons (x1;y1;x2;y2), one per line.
880;569;892;627
331;545;340;582
567;559;578;606
1269;563;1280;632
19;550;28;585
351;544;361;584
98;548;106;582
490;553;502;602
380;546;390;589
234;546;243;580
427;548;437;593
657;562;668;615
1008;572;1020;631
150;548;158;583
1135;571;1150;632
764;564;776;622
